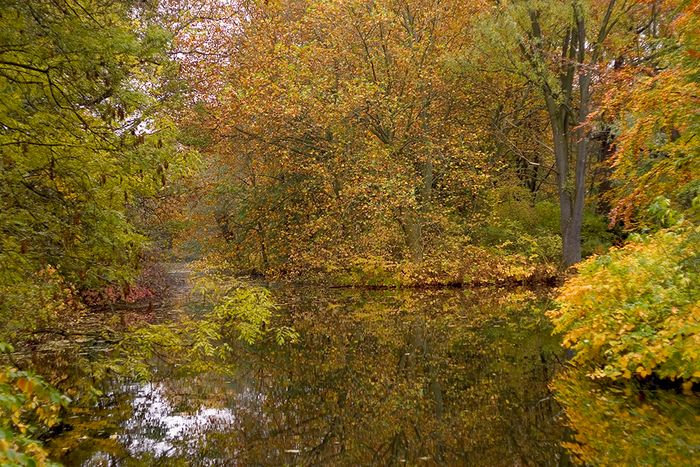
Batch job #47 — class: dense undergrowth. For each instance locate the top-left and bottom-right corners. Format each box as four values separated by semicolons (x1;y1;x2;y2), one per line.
550;223;699;384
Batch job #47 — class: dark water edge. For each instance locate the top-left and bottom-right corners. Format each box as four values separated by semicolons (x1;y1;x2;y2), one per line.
38;284;571;466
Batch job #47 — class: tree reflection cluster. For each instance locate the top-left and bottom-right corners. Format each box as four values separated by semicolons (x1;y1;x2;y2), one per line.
45;287;569;465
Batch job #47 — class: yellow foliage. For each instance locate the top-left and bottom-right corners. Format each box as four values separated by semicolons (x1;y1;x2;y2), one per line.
549;224;700;382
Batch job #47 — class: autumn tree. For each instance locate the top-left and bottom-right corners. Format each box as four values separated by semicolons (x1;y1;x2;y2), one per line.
178;0;497;276
601;0;700;226
549;2;700;462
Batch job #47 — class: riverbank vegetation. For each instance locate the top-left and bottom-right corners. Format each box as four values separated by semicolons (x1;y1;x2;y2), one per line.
1;0;698;464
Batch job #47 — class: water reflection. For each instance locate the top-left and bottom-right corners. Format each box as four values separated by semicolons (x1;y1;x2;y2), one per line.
50;287;568;465
553;368;700;465
119;383;235;457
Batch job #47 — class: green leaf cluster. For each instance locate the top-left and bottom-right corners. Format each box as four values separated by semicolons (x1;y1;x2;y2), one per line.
0;344;70;466
112;272;298;380
0;0;185;300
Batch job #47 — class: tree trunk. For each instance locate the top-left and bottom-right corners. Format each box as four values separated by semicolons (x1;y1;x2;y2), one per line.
565;9;593;267
402;209;424;263
566;70;591;267
562;219;582;267
533;2;603;268
546;97;582;268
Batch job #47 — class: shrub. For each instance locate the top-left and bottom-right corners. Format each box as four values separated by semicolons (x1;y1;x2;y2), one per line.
548;223;700;383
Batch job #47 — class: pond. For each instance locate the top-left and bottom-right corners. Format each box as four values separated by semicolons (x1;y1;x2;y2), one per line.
39;276;570;465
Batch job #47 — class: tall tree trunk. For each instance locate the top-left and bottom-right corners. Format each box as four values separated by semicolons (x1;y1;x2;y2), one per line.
565;7;593;267
530;2;609;268
546;97;582;268
567;70;591;267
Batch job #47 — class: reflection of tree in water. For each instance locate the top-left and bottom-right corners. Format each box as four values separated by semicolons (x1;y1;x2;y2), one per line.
118;383;234;457
191;288;567;465
554;369;700;465
50;287;568;465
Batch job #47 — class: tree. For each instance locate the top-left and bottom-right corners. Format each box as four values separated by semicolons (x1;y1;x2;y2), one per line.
177;0;493;274
601;0;700;226
0;0;185;334
472;0;659;266
548;2;700;463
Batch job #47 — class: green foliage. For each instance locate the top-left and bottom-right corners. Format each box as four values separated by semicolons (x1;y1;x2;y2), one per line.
648;196;686;229
0;2;190;460
0;0;190;344
0;266;84;343
192;269;299;346
113;268;298;380
581;210;617;257
0;0;176;284
0;343;70;466
0;28;203;462
549;223;700;382
476;191;562;264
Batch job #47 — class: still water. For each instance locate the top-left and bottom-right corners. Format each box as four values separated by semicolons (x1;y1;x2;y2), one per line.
45;281;569;465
